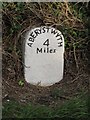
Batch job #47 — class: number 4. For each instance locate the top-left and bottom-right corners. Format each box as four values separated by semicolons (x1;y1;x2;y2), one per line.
43;39;50;47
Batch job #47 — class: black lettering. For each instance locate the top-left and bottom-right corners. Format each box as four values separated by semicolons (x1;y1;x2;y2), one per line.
42;27;46;33
57;35;63;41
53;49;56;53
56;33;62;38
34;29;41;36
30;32;36;38
43;39;49;47
47;47;49;53
58;42;63;47
51;29;57;35
44;48;46;53
50;49;53;53
27;43;33;47
46;27;50;32
28;37;34;42
37;48;42;54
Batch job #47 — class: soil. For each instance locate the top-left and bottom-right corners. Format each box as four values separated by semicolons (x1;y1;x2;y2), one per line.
2;48;90;107
2;2;90;108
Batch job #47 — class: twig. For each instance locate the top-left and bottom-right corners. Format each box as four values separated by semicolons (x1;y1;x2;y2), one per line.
2;50;30;68
73;44;79;70
67;74;83;84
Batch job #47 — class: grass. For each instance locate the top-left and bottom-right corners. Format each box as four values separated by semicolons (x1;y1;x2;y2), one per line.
2;95;89;119
2;2;89;120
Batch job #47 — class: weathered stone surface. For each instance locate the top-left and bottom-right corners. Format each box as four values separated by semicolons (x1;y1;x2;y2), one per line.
24;26;64;86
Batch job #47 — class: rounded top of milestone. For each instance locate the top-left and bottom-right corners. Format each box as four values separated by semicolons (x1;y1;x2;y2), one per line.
24;26;64;86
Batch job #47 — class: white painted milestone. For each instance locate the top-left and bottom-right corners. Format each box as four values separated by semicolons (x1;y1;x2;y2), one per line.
24;26;64;86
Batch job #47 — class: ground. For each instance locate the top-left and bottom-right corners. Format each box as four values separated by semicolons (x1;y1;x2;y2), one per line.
2;50;89;107
2;2;90;119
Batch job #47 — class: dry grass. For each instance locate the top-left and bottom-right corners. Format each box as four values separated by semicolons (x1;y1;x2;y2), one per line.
2;2;89;119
